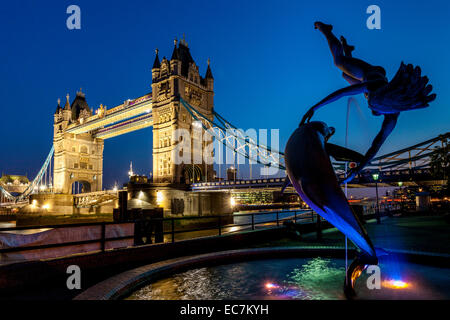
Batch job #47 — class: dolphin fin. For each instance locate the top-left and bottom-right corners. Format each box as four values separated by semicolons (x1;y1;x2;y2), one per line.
281;176;292;194
325;143;365;163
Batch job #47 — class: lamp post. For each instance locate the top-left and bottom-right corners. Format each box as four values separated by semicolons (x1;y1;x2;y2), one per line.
398;181;403;212
372;172;380;224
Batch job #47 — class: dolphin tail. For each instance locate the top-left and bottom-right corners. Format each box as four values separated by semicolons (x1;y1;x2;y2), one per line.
344;251;379;299
344;258;367;299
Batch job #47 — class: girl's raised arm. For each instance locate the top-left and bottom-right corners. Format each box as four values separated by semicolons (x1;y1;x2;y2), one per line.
300;81;381;125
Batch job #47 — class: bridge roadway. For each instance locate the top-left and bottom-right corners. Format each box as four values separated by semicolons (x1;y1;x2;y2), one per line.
9;167;439;209
66;93;153;138
94;113;153;139
73;190;119;208
191;167;442;191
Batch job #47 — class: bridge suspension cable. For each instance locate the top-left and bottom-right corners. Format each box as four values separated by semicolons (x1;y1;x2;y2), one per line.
180;98;286;170
0;146;54;203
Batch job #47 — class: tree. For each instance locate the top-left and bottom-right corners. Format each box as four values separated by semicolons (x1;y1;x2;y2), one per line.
430;142;449;196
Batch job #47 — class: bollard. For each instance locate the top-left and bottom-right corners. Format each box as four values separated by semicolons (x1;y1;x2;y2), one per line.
171;218;175;243
316;215;322;240
100;222;106;252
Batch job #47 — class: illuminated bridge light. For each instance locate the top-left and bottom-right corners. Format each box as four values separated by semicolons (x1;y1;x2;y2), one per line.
156;191;164;205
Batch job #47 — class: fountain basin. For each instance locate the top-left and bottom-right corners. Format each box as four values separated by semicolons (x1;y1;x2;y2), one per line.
75;247;450;300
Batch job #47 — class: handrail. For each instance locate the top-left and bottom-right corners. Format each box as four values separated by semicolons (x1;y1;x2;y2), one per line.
0;210;314;255
0;209;309;232
0;205;396;257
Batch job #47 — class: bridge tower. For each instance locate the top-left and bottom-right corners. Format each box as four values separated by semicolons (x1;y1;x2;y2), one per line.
53;90;104;194
151;38;214;184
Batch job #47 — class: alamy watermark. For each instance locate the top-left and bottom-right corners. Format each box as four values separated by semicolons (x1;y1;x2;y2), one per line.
66;5;81;30
366;5;381;30
366;265;381;289
66;265;81;290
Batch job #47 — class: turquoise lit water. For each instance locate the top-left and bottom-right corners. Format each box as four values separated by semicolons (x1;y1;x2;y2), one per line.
127;257;450;300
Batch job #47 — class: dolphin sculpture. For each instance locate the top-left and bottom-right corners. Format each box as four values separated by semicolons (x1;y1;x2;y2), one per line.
284;121;378;298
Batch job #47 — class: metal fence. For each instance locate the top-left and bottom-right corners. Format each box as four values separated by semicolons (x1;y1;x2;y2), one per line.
0;210;316;256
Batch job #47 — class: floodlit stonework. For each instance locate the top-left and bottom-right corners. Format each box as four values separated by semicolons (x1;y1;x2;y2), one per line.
53;91;104;194
151;38;214;183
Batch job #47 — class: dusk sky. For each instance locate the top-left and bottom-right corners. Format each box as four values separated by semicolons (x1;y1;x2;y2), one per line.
0;0;449;188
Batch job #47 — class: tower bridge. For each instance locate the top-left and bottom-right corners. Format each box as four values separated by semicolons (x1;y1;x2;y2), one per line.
52;38;215;196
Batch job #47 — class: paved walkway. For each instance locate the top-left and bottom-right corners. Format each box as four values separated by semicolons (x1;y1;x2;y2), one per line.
257;215;450;254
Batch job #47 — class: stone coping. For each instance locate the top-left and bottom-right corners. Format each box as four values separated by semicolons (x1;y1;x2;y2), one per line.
74;246;450;300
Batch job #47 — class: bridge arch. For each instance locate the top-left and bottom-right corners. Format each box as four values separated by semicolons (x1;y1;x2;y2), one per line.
182;165;203;184
71;180;91;194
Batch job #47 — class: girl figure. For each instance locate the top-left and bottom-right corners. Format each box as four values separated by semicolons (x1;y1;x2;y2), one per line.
302;22;436;183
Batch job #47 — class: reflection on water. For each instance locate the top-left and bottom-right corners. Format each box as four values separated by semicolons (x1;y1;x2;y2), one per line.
127;257;450;300
287;258;345;299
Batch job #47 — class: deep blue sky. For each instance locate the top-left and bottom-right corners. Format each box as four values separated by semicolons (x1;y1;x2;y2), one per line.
1;0;449;188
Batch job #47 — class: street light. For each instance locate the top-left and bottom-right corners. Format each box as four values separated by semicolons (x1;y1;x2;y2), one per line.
156;191;164;206
398;181;404;212
372;172;380;224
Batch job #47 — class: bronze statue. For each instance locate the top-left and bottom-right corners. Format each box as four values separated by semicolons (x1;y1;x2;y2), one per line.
284;22;436;298
301;22;436;183
284;121;378;298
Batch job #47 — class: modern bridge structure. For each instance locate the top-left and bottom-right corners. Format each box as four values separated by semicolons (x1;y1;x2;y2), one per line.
0;38;448;212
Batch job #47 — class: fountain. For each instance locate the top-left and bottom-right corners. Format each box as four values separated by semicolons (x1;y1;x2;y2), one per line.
74;247;450;300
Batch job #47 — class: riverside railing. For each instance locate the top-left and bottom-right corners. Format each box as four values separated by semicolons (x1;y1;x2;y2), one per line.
0;210;316;256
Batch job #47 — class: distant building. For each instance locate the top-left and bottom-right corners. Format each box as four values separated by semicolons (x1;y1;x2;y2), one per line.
0;174;30;194
227;167;237;181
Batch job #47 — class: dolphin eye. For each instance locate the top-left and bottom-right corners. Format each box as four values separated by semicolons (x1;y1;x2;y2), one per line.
329;127;335;135
325;127;335;140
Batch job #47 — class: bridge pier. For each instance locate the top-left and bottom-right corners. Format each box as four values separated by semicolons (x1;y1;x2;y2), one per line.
126;179;233;217
21;194;75;216
17;183;233;223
